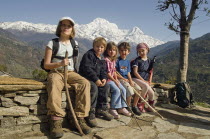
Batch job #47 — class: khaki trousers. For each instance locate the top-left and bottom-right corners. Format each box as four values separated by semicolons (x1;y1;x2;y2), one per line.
47;70;90;117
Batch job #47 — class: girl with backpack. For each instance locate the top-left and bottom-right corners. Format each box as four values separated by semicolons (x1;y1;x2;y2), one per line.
131;43;156;112
44;17;91;137
104;42;131;119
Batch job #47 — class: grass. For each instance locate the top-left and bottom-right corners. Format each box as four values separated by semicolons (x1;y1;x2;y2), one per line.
194;102;210;108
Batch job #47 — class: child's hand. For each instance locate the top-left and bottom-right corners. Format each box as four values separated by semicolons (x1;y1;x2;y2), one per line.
129;81;135;87
101;79;106;87
123;78;129;82
61;58;69;66
95;80;102;86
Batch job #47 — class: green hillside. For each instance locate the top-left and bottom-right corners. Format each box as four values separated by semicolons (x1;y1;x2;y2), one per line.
0;29;43;78
153;33;210;104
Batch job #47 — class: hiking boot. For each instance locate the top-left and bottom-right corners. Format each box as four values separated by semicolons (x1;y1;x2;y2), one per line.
50;119;63;138
96;108;114;121
85;108;98;127
132;106;141;116
78;118;92;134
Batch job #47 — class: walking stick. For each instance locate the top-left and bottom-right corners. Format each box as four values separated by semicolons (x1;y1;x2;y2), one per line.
132;87;164;119
116;71;164;119
117;86;142;131
64;51;84;135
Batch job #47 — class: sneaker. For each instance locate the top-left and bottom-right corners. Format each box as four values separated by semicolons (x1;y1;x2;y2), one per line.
50;119;64;138
78;118;92;134
137;102;146;113
85;108;98;127
109;109;120;119
118;108;131;117
132;106;141;116
96;108;114;121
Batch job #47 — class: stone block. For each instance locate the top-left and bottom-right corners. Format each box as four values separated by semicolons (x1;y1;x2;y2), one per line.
14;96;39;106
0;125;32;136
16;91;28;94
62;92;66;101
16;115;48;125
1;96;17;107
4;92;16;98
22;93;39;97
0;106;29;116
28;90;46;94
0;117;16;127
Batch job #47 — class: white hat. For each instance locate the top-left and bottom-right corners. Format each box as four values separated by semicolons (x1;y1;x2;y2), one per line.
59;17;75;26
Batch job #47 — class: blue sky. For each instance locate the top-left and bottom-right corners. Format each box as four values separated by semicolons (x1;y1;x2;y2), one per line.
0;0;209;42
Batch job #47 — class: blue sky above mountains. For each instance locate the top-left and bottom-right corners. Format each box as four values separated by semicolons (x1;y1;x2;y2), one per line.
0;0;209;41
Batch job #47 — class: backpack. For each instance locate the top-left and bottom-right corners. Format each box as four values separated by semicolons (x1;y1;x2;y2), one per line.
175;82;194;108
40;38;79;72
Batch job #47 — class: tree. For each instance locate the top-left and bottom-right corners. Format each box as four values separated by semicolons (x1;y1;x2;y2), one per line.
157;0;210;82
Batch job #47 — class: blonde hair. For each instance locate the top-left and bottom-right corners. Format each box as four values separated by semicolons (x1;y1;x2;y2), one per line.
104;42;118;61
55;20;75;39
93;37;107;49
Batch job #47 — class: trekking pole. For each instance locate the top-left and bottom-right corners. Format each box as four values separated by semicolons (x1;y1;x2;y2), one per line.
64;51;84;136
115;71;164;119
132;87;164;119
117;86;142;131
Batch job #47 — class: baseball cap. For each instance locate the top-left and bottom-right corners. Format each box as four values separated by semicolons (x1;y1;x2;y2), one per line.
59;17;75;26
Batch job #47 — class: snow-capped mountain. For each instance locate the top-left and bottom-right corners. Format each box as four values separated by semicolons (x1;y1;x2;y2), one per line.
0;18;165;47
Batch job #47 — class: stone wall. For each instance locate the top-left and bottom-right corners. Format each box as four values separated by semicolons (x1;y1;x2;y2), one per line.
0;89;70;136
0;83;175;136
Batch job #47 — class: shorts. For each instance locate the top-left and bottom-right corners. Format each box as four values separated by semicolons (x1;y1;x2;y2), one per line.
119;79;142;97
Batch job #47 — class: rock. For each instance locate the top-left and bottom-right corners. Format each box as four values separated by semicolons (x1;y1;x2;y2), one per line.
1;97;17;107
178;123;210;135
0;125;32;137
16;115;48;125
14;96;39;106
157;132;185;139
4;92;16;98
22;93;39;97
152;117;178;132
0;106;29;116
94;126;156;139
62;92;66;101
0;117;16;128
28;90;46;94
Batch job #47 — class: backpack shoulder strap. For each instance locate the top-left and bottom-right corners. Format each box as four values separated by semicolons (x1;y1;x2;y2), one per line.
70;38;76;48
52;38;59;58
70;38;79;57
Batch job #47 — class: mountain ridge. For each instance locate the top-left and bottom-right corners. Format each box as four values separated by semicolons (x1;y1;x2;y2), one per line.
0;18;164;47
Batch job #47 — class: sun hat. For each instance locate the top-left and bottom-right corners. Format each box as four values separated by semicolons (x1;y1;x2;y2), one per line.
59;17;75;26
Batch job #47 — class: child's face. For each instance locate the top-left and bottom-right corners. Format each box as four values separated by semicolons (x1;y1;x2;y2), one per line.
138;48;148;57
93;45;105;56
60;20;73;37
119;48;130;59
107;48;117;58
